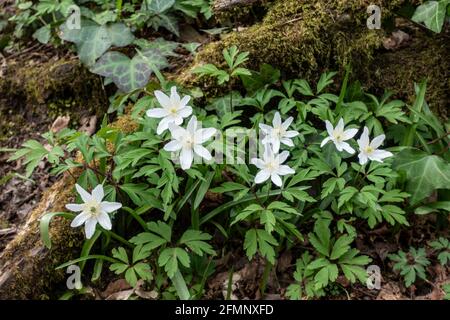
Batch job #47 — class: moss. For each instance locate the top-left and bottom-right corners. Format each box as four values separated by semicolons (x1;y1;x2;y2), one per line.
181;0;421;93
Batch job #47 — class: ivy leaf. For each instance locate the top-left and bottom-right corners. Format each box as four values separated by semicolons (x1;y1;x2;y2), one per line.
91;50;167;92
412;0;450;33
393;149;450;205
147;0;175;13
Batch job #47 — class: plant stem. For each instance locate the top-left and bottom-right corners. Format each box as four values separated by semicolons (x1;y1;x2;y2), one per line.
259;260;272;297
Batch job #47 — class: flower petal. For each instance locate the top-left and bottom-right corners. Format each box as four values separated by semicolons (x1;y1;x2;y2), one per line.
146;108;169;118
255;170;270;184
271;138;281;153
284;130;299;138
259;123;273;134
180;147;194;170
97;212;112;230
343;128;358;140
84;218;97;239
179;95;191;108
91;184;104;202
277;165;295;175
194;144;212;161
187;116;197;134
156;117;172;135
65;203;84;212
282;117;294;130
278;151;290;164
178;106;192;118
195;128;216;143
334;140;344;152
164;140;182;152
170;86;181;105
325;120;334;136
273;112;282;128
154;90;171;108
358;152;369;165
357;127;370;149
369;149;393;162
320;137;331;148
70;211;90;227
75;184;92;203
370;134;386;149
341;142;356;154
271;173;282;187
336;118;345;133
251;158;265;169
101;201;122;213
281;138;294;147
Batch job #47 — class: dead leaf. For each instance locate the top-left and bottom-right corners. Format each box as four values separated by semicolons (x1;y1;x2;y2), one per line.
50;115;70;133
79;115;97;136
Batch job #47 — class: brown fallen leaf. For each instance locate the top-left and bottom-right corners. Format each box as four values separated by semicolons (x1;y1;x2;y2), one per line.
79;115;97;136
51;115;70;133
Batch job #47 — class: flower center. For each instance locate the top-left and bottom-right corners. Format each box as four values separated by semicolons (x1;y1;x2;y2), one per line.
266;160;278;172
333;131;343;142
183;136;194;148
365;146;374;154
85;201;100;217
169;107;178;114
273;127;284;138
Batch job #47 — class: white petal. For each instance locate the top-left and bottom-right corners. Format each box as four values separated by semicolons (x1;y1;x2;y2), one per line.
65;203;84;212
343;128;358;140
97;212;112;230
156;117;172;135
164;140;182;152
178;106;192;118
334;140;344;152
84;218;97;239
100;201;122;213
91;184;104;202
187;116;197;134
251;158;265;169
336;118;345;133
357;127;370;149
180;148;194;170
146;108;169;118
154;90;171;108
168;123;185;140
370;134;386;149
277;165;295;175
369;149;393;162
273;112;282;128
70;211;90;227
271;173;282;187
272;138;281;153
255;170;270;184
282;117;293;130
320;137;331;148
284;130;299;138
179;95;191;108
325;120;334;136
195;128;216;143
170;86;181;104
281;138;294;147
75;184;92;203
278;151;290;164
263;145;274;160
341;142;355;154
259;123;273;134
194;145;212;161
358;152;368;165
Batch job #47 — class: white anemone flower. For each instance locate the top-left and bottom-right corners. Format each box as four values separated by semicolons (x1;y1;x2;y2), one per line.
250;146;295;187
146;86;193;135
357;127;393;165
320;118;358;154
164;116;216;170
259;112;299;153
65;184;122;239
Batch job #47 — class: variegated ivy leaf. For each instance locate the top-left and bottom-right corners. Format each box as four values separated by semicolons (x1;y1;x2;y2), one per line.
91;50;168;92
60;19;134;65
412;0;450;33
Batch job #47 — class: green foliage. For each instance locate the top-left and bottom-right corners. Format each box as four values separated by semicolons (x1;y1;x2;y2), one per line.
429;237;450;265
412;0;450;33
110;245;153;287
389;247;430;287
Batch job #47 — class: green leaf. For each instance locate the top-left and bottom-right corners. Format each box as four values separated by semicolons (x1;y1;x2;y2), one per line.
330;235;354;260
158;247;191;278
179;230;215;256
415;201;450;215
33;25;51;44
412;0;450;33
193;171;214;210
393;149;450;205
91;50;167;92
147;0;175;13
40;212;75;249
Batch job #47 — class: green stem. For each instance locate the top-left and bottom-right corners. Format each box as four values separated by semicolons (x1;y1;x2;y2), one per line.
259;260;272;297
122;207;149;231
171;270;191;300
104;230;134;248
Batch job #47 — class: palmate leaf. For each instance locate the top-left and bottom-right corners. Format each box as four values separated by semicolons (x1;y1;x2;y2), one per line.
393;148;450;205
412;0;450;33
60;20;134;65
91;50;168;92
